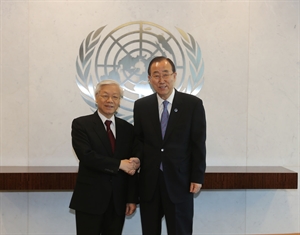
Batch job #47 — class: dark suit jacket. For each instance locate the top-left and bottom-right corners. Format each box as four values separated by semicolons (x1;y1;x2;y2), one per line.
134;90;206;204
69;111;139;216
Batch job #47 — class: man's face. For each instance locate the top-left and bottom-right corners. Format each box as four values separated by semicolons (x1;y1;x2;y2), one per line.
95;84;121;118
148;60;176;100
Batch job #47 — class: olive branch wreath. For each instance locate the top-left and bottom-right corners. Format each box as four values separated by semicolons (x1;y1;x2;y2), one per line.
176;27;204;97
75;26;106;110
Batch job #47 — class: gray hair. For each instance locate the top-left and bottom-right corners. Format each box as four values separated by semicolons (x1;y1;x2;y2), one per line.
94;79;124;97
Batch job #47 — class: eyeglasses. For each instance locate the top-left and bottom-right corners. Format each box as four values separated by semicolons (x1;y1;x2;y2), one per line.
98;95;120;101
151;73;174;80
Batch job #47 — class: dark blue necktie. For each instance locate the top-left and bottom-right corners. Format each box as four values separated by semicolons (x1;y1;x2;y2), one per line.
161;100;169;139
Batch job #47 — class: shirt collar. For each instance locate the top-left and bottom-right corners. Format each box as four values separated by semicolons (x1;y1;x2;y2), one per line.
156;88;175;105
97;110;116;125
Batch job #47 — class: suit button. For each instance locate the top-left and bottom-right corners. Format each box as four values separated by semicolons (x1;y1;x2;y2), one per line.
161;149;164;152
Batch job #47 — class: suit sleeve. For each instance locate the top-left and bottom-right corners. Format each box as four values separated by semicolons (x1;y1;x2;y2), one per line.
190;99;206;184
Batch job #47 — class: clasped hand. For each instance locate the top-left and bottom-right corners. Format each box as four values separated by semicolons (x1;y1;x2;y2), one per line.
119;157;140;175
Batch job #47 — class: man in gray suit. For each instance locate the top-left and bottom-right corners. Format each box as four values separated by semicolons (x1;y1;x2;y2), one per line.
134;56;206;235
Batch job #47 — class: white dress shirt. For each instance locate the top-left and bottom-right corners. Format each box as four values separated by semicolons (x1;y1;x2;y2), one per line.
157;89;175;121
97;111;116;138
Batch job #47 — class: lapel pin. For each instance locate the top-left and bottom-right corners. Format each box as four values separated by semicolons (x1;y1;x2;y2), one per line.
174;108;178;113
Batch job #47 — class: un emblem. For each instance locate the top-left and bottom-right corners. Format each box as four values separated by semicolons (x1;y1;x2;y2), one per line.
76;21;204;123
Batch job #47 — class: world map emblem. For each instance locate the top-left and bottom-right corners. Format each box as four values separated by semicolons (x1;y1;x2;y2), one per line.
76;21;204;123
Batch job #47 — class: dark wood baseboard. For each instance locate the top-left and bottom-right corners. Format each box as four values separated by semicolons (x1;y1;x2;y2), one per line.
0;166;297;191
202;166;297;189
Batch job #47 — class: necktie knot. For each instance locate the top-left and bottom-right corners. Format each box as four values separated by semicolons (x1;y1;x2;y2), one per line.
163;100;169;109
105;120;112;129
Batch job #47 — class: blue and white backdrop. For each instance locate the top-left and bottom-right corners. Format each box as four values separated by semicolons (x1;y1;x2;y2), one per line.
0;1;299;235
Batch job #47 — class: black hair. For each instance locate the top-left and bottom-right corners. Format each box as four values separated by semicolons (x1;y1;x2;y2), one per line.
147;56;176;75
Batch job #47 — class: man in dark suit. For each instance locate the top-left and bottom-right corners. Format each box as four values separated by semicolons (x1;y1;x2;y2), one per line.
134;56;206;235
70;79;140;235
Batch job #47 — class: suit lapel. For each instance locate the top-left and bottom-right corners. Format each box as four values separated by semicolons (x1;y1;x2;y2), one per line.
163;90;183;142
114;117;124;157
148;94;163;141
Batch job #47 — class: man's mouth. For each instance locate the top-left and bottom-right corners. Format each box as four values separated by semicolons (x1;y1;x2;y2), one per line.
159;85;167;89
105;104;114;108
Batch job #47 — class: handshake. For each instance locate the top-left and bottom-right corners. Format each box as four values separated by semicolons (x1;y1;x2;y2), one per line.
119;157;140;175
